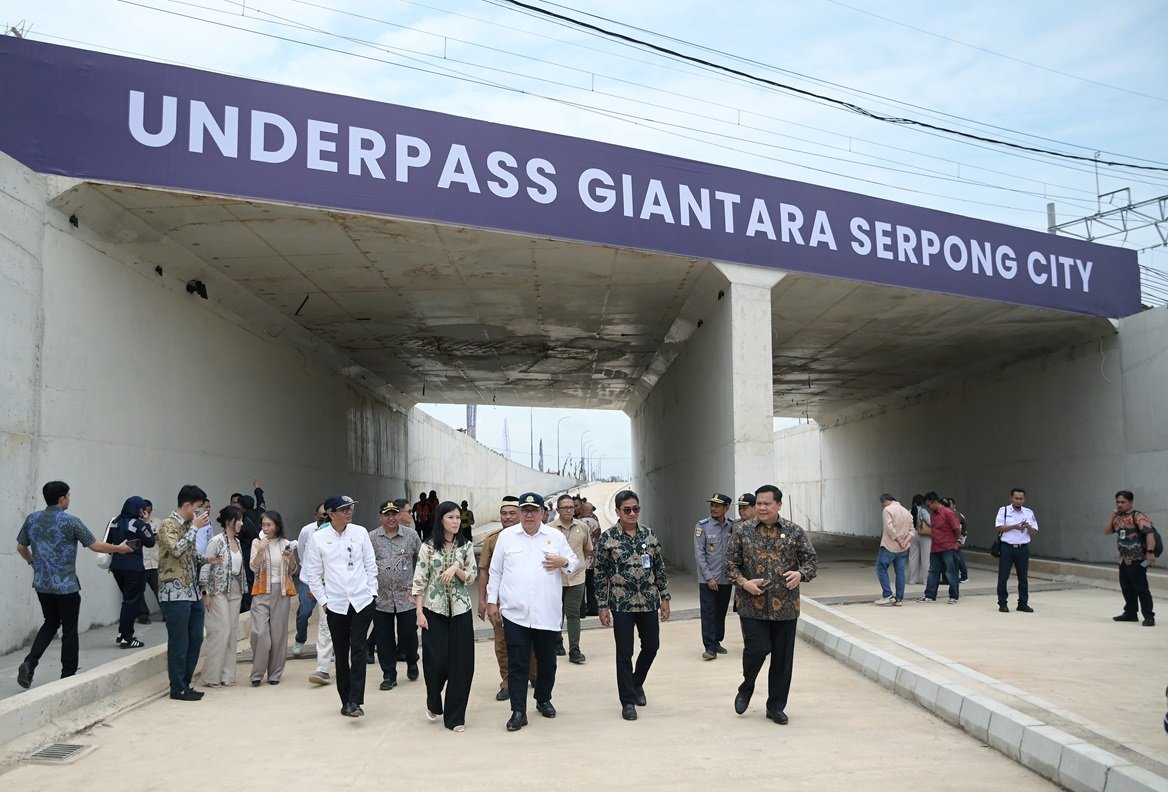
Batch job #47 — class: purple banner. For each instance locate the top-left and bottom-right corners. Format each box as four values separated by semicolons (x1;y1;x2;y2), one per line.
0;37;1140;317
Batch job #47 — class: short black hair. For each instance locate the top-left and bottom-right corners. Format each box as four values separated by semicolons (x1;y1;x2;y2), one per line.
754;484;783;502
614;489;639;509
557;494;574;508
230;492;244;502
1010;487;1026;496
42;481;70;506
263;510;286;538
1115;489;1135;502
217;505;243;528
177;484;208;508
923;491;941;504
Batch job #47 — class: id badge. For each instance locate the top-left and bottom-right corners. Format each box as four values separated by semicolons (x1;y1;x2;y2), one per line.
1118;529;1127;540
399;557;410;571
641;553;651;569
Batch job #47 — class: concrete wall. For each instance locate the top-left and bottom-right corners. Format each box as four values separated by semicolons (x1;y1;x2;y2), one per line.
776;307;1168;563
0;154;567;655
773;422;823;532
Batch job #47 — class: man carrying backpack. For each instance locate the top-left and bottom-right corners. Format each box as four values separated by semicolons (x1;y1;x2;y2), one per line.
1105;489;1157;627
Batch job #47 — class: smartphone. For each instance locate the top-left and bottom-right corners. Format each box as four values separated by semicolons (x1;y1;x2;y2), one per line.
126;539;142;550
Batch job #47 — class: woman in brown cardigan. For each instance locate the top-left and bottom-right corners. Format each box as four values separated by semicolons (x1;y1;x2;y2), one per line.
249;511;297;685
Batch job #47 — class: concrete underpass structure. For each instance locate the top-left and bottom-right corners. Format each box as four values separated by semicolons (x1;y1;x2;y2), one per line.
1;38;1156;654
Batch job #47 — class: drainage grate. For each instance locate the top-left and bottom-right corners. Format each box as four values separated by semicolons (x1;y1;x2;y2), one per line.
25;743;93;764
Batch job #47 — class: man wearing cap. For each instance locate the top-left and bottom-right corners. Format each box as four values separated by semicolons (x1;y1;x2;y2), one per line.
734;493;757;527
301;495;378;717
486;492;579;732
370;500;421;690
695;492;735;660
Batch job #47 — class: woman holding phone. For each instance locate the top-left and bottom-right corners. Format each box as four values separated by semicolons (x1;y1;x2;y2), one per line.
199;505;248;686
412;501;476;732
249;511;298;685
107;495;156;649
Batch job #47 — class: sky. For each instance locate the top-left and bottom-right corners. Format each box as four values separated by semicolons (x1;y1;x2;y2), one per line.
7;0;1166;478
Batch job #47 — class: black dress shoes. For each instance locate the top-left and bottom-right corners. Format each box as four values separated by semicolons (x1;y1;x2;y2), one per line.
634;687;647;707
734;692;750;715
496;687;510;701
379;679;397;691
622;703;638;721
1016;604;1034;613
407;664;419;681
506;711;528;731
341;702;364;717
170;689;200;701
536;700;557;718
766;709;789;725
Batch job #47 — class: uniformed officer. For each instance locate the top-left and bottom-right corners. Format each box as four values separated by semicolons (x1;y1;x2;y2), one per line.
733;493;757;528
695;492;735;660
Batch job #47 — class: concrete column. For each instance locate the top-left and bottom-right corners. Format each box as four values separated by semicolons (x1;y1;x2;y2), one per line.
630;262;784;573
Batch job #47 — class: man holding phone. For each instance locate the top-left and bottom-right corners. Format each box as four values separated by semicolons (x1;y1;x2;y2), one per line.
726;485;817;726
995;488;1038;614
158;485;222;701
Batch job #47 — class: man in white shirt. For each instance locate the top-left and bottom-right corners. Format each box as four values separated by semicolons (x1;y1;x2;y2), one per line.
486;492;579;732
301;494;377;717
995;488;1038;614
295;504;336;685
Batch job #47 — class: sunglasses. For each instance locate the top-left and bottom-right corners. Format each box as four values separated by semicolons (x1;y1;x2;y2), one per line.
620;506;641;515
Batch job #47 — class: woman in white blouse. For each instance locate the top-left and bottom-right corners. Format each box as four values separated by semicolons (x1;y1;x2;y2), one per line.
199;506;248;687
413;501;477;732
249;511;298;686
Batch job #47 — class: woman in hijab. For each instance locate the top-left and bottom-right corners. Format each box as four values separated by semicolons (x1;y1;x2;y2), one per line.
249;511;297;685
107;496;156;648
199;505;248;687
412;501;477;732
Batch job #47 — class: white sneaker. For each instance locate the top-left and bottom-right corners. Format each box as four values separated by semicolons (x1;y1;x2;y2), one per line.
891;599;902;606
947;598;958;604
872;597;893;605
309;670;330;685
292;642;304;657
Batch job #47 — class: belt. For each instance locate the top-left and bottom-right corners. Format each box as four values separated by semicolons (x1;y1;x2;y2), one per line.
1005;542;1028;549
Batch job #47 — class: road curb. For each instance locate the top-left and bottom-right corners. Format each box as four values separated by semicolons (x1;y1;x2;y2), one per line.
797;613;1168;792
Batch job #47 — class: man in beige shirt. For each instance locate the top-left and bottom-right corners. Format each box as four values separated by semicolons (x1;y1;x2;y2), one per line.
552;494;594;664
478;495;522;701
875;494;914;605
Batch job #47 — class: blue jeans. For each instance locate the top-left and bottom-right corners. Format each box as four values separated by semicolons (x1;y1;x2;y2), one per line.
160;600;205;695
295;578;316;644
875;547;908;600
924;550;960;601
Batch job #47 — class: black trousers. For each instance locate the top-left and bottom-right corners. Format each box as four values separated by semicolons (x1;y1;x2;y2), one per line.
739;616;798;714
1118;561;1155;618
503;617;558;714
137;569;160;618
326;602;374;707
111;570;146;639
997;543;1030;607
373;608;419;681
583;568;599;616
421;609;475;729
612;610;660;705
25;592;82;677
699;584;732;651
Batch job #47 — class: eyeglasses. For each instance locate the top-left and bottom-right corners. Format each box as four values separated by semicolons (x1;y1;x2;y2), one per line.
333;505;354;514
620;506;641;515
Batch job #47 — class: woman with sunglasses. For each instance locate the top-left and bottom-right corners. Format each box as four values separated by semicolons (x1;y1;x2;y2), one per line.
412;501;477;732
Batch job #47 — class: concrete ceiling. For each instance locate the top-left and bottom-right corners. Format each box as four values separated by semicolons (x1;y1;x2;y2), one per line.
50;182;1116;419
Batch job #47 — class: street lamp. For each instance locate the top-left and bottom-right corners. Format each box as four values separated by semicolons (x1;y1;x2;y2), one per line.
556;416;569;476
582;441;595;483
579;429;592;471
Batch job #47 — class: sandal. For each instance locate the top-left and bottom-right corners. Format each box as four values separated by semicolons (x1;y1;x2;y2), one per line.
119;637;145;649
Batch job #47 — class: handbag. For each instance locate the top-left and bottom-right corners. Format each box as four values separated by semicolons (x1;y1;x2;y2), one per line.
916;509;932;537
990;507;1004;558
95;518;115;570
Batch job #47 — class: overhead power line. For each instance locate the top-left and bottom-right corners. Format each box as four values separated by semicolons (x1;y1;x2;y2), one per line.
495;0;1168;174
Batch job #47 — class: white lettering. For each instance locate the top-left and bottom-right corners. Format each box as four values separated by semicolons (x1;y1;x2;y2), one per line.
306;119;338;173
1058;255;1075;290
874;221;893;260
395;135;430;182
486;151;519;198
640;179;675;223
895;225;917;263
714;191;740;233
128;91;177;148
679;186;710;229
188;101;237;157
920;230;940;267
526;158;556;204
579;168;615;212
250;110;297;164
944;235;968;272
850;217;871;255
621;174;634;217
970;240;992;276
438;144;480;192
809;210;837;250
780;204;805;245
1027;251;1048;285
746;198;775;240
996;245;1017;279
348;127;386;179
1076;258;1093;292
